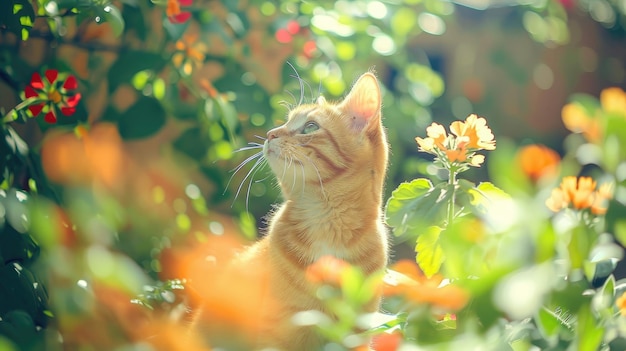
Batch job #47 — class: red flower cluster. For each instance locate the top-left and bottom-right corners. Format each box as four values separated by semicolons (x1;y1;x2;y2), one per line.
275;20;317;59
166;0;192;24
24;69;81;124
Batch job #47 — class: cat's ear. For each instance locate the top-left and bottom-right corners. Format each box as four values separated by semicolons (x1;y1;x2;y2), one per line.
340;73;382;132
316;96;326;105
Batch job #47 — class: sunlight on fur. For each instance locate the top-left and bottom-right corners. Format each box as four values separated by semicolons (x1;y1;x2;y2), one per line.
180;72;390;351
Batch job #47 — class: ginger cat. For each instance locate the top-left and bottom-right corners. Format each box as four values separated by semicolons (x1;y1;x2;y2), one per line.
191;72;389;351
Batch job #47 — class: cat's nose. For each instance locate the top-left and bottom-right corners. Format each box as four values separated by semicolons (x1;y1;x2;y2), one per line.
267;128;279;141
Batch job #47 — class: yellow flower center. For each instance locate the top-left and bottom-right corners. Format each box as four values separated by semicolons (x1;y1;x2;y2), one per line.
48;89;62;104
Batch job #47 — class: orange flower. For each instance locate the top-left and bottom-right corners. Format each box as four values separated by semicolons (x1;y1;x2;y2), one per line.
384;260;469;311
600;87;626;116
166;0;192;23
372;332;402;351
546;176;613;215
199;79;219;98
172;33;207;76
415;115;495;168
517;144;560;182
617;291;626;316
562;103;602;142
415;123;446;152
592;182;613;215
306;255;351;286
450;114;496;151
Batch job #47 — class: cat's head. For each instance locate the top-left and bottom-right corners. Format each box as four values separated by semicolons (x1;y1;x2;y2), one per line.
263;72;388;199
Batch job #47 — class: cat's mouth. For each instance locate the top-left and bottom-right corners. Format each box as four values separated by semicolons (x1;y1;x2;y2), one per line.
263;141;276;157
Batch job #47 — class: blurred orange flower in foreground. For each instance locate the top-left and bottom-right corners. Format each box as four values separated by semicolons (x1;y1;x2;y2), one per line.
562;87;626;143
517;144;560;182
561;103;601;142
41;123;125;189
546;176;613;215
305;255;351;286
600;87;626;116
616;291;626;316
159;234;272;349
383;260;468;311
372;332;403;351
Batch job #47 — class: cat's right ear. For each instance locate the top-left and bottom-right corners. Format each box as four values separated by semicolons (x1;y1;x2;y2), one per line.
340;73;382;132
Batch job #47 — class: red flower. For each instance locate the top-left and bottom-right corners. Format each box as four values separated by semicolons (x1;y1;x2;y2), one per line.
23;69;81;124
166;0;192;24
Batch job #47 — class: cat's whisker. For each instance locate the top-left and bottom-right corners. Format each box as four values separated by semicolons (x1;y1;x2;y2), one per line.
234;144;264;153
245;159;267;212
284;91;298;109
299;161;305;196
291;156;297;194
300;79;314;104
233;155;265;205
317;79;323;99
280;151;288;186
300;153;327;199
224;151;263;195
279;100;294;111
254;135;267;141
287;61;305;106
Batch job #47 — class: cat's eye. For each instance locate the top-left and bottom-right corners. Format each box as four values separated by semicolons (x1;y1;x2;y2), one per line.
302;121;320;134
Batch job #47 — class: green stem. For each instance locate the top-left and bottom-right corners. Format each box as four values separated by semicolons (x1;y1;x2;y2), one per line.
447;166;457;226
1;97;43;123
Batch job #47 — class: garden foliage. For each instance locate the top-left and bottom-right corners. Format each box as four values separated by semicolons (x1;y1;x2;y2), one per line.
1;0;626;350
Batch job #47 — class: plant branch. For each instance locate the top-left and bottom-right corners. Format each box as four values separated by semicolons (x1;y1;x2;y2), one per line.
447;165;457;226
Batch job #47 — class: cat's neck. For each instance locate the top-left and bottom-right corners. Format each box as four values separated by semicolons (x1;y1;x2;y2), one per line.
268;180;386;265
274;174;383;244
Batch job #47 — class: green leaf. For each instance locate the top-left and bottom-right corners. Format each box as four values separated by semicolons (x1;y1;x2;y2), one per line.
214;96;238;139
415;226;444;278
98;4;124;37
172;127;210;160
568;225;592;270
117;96;166;140
536;307;564;338
385;179;450;237
107;51;167;93
0;0;35;41
464;181;510;214
576;303;604;351
0;263;49;327
606;199;626;247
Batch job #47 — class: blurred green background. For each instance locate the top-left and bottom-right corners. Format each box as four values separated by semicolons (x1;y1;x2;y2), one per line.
1;0;626;349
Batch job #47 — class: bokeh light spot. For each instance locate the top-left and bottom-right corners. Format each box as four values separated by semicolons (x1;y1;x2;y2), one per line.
275;28;291;43
185;184;201;199
372;34;396;56
241;72;256;86
209;221;224;235
251;113;266;127
260;1;276;16
418;13;446;35
367;1;388;19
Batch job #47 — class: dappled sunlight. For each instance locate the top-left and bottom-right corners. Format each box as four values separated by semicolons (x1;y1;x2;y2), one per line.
2;0;626;350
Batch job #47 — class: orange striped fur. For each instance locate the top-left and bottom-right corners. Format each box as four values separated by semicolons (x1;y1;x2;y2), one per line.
195;73;389;351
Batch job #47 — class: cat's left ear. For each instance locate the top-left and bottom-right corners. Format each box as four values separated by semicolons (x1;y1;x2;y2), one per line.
340;72;382;132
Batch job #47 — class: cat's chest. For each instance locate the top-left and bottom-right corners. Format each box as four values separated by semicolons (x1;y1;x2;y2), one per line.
309;241;350;262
